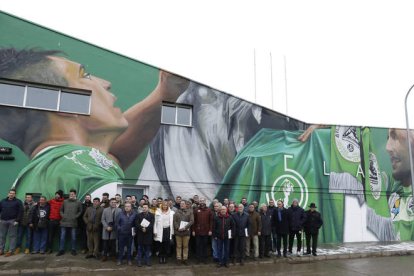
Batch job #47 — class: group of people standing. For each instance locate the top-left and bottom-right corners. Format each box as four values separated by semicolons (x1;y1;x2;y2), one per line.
0;188;323;268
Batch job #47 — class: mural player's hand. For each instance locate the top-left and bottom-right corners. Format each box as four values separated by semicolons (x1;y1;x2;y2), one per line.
298;124;326;142
158;71;190;102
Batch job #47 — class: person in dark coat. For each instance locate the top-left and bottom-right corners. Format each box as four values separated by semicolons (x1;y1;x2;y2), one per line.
135;203;154;267
272;200;289;257
192;198;213;264
287;198;305;256
259;204;272;258
79;194;92;254
267;199;277;253
0;189;23;256
231;204;249;265
303;203;323;256
29;196;50;254
213;206;234;268
116;202;137;266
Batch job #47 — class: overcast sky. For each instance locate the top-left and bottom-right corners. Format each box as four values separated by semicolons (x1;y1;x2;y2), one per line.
2;0;414;129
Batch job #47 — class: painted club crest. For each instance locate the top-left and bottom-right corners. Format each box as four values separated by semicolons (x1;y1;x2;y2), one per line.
266;155;308;208
335;126;360;163
368;153;382;200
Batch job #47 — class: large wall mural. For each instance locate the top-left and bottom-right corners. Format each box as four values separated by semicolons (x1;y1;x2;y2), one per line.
0;12;413;244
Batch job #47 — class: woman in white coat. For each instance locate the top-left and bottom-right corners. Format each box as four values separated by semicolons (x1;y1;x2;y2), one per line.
154;200;175;264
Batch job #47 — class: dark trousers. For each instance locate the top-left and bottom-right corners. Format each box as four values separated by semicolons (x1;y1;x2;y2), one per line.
78;222;87;251
233;236;246;262
136;244;152;265
102;239;116;257
289;230;302;253
196;235;209;261
216;238;229;265
47;220;60;251
229;237;235;260
259;235;271;257
17;225;32;249
33;228;48;253
305;232;318;254
271;227;277;252
118;234;133;262
158;228;171;258
276;234;287;255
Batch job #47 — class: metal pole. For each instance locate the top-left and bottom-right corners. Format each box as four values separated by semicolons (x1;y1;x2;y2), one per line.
404;83;414;196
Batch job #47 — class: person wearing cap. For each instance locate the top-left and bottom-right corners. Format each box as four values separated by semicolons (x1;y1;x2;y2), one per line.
303;203;323;256
287;198;305;256
46;190;64;254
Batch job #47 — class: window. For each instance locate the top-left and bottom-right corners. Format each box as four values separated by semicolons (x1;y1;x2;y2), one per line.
161;103;193;127
0;79;91;115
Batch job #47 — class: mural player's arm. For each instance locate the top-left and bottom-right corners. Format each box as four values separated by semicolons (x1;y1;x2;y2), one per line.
109;71;189;170
298;124;327;142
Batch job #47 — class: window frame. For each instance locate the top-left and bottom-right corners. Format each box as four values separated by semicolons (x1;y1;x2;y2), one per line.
161;102;193;127
0;78;92;115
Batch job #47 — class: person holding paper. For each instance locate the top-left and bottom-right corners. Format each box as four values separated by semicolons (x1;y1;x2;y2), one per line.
213;206;234;268
173;201;194;265
231;204;249;266
115;203;137;266
135;203;154;267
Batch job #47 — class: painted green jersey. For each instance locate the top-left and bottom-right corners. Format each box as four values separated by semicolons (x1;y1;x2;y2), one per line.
389;183;414;240
13;144;124;200
216;128;343;243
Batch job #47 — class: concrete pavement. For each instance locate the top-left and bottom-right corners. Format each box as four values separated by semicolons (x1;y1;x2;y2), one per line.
0;241;414;275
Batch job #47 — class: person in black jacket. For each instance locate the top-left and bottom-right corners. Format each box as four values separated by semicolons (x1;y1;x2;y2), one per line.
287;198;305;256
29;196;50;254
213;206;234;268
272;200;289;257
0;189;23;256
259;204;272;258
303;203;323;256
231;204;249;265
135;203;154;267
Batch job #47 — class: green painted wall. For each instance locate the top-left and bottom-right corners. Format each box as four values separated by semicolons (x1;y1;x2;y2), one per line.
0;12;159;195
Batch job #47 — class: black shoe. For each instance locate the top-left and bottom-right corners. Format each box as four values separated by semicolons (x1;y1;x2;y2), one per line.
224;263;229;268
71;250;77;256
277;253;282;258
85;254;94;259
183;260;189;266
312;253;317;256
216;263;222;268
283;253;288;258
303;252;311;255
56;251;65;256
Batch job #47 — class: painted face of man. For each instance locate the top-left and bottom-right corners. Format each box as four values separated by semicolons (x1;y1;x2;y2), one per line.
48;56;128;134
386;128;413;186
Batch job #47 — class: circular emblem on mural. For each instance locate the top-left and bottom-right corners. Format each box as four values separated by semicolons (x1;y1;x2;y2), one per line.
334;126;360;163
271;174;308;208
368;153;382;200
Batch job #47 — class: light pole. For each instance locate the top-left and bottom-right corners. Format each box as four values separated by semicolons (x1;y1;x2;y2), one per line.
404;83;414;196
